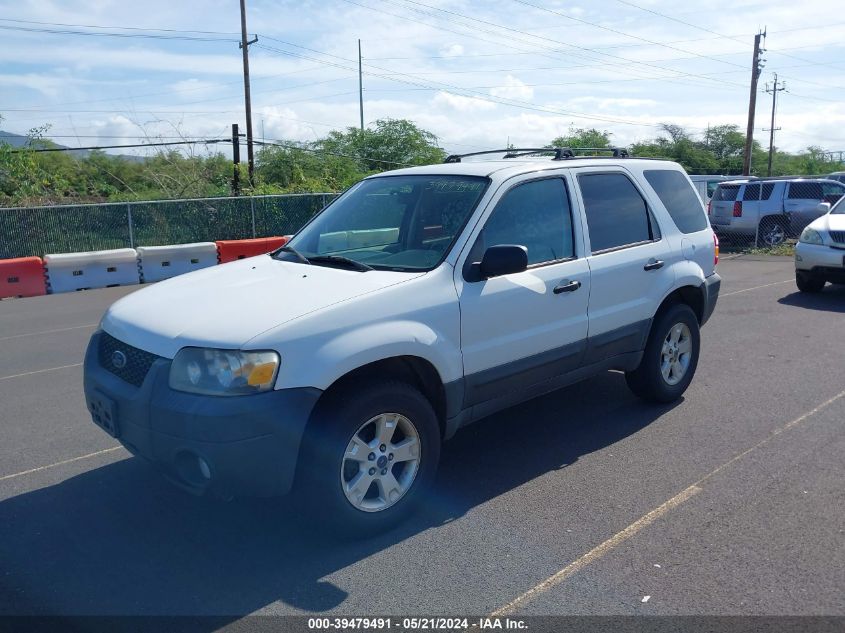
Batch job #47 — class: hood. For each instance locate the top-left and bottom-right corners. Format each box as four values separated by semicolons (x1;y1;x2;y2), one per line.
101;255;422;358
810;211;845;237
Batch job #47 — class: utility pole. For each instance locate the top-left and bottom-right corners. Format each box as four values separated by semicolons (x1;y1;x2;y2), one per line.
231;123;241;196
742;30;766;176
358;39;365;131
764;73;786;176
239;0;258;187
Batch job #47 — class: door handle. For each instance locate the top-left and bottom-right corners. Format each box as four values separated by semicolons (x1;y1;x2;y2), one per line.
644;259;665;271
553;279;581;294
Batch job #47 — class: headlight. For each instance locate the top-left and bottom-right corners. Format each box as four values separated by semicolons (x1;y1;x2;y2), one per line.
169;348;280;396
799;228;824;245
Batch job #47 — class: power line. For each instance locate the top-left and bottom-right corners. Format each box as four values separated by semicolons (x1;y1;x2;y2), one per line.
256;42;668;129
337;0;746;92
505;0;747;69
0;16;238;36
8;139;229;153
0;23;237;42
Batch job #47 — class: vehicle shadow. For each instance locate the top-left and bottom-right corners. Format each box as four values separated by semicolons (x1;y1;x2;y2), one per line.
0;371;680;620
778;285;845;313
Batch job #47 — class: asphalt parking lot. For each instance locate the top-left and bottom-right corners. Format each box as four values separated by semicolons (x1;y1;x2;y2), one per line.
0;255;843;619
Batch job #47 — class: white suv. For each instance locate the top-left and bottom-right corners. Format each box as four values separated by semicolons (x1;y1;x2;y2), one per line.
84;150;721;533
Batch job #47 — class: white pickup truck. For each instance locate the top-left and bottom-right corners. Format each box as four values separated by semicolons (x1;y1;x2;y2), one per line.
84;150;720;534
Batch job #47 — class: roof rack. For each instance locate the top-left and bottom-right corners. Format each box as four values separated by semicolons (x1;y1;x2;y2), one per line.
443;146;630;163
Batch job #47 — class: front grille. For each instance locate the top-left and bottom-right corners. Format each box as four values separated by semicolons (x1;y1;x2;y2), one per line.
98;332;160;387
829;231;845;244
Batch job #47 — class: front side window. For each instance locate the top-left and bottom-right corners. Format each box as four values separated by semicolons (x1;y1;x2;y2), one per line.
477;178;574;266
788;182;824;200
284;175;488;271
644;169;707;234
579;173;658;253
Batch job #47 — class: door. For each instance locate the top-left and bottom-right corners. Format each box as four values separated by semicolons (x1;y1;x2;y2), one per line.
785;181;845;233
456;176;590;407
573;169;676;364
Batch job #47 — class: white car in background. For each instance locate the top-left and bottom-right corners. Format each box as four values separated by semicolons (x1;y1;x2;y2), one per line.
795;198;845;292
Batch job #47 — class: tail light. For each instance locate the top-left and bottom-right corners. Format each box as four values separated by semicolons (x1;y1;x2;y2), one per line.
714;232;719;266
733;201;742;217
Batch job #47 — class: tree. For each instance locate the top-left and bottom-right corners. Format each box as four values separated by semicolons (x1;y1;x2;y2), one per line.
318;118;445;172
549;127;612;149
255;144;362;193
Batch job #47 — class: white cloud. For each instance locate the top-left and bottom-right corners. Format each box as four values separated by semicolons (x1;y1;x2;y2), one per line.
1;0;844;157
489;76;534;101
431;91;496;113
439;44;464;58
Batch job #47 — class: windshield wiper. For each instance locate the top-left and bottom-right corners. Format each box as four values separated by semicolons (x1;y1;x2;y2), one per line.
308;255;373;272
274;245;311;265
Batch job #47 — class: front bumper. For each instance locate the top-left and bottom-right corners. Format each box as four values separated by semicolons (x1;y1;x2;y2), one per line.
795;242;845;281
701;272;721;326
83;331;322;498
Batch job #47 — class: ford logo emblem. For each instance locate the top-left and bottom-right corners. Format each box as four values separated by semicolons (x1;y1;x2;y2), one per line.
111;350;127;369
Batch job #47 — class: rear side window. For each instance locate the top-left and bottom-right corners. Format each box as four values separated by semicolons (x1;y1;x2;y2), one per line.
742;183;761;200
714;184;740;201
643;169;707;234
579;173;659;253
762;183;775;199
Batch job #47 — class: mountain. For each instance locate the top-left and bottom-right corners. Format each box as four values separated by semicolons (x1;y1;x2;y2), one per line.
0;130;146;162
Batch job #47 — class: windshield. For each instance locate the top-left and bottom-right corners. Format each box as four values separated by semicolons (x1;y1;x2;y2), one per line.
281;175;489;271
832;196;845;214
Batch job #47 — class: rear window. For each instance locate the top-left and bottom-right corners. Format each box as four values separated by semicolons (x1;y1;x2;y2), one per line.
643;170;707;234
714;184;740;201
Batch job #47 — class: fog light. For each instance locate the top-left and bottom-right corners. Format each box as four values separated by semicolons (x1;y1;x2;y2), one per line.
198;457;211;480
795;254;803;262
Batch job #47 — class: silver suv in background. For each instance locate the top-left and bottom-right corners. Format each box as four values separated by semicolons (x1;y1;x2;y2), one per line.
709;178;845;246
826;172;845;184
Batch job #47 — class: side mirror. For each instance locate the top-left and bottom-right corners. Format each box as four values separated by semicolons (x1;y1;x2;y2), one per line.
817;202;831;214
478;244;528;279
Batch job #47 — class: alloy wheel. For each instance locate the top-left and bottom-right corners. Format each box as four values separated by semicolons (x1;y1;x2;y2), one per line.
340;413;421;512
660;323;692;386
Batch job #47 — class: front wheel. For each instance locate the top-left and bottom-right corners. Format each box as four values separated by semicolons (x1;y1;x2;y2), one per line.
796;270;825;293
296;381;441;536
626;303;701;403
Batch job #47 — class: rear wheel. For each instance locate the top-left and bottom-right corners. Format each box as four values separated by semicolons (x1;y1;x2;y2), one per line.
296;381;441;536
796;270;825;293
626;303;700;403
758;217;788;247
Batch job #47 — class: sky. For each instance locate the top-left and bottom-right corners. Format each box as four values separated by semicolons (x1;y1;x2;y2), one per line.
1;0;844;158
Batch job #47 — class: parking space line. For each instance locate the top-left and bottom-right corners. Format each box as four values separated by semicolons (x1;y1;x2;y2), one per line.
0;446;123;483
721;279;792;297
491;387;845;615
0;363;83;382
0;323;97;342
491;485;702;616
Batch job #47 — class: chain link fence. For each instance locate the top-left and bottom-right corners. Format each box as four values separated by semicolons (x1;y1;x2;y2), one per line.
707;178;845;252
0;193;337;259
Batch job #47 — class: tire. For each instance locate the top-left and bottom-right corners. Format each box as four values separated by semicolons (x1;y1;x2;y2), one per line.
295;381;441;537
796;270;825;293
626;303;701;403
758;217;788;247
